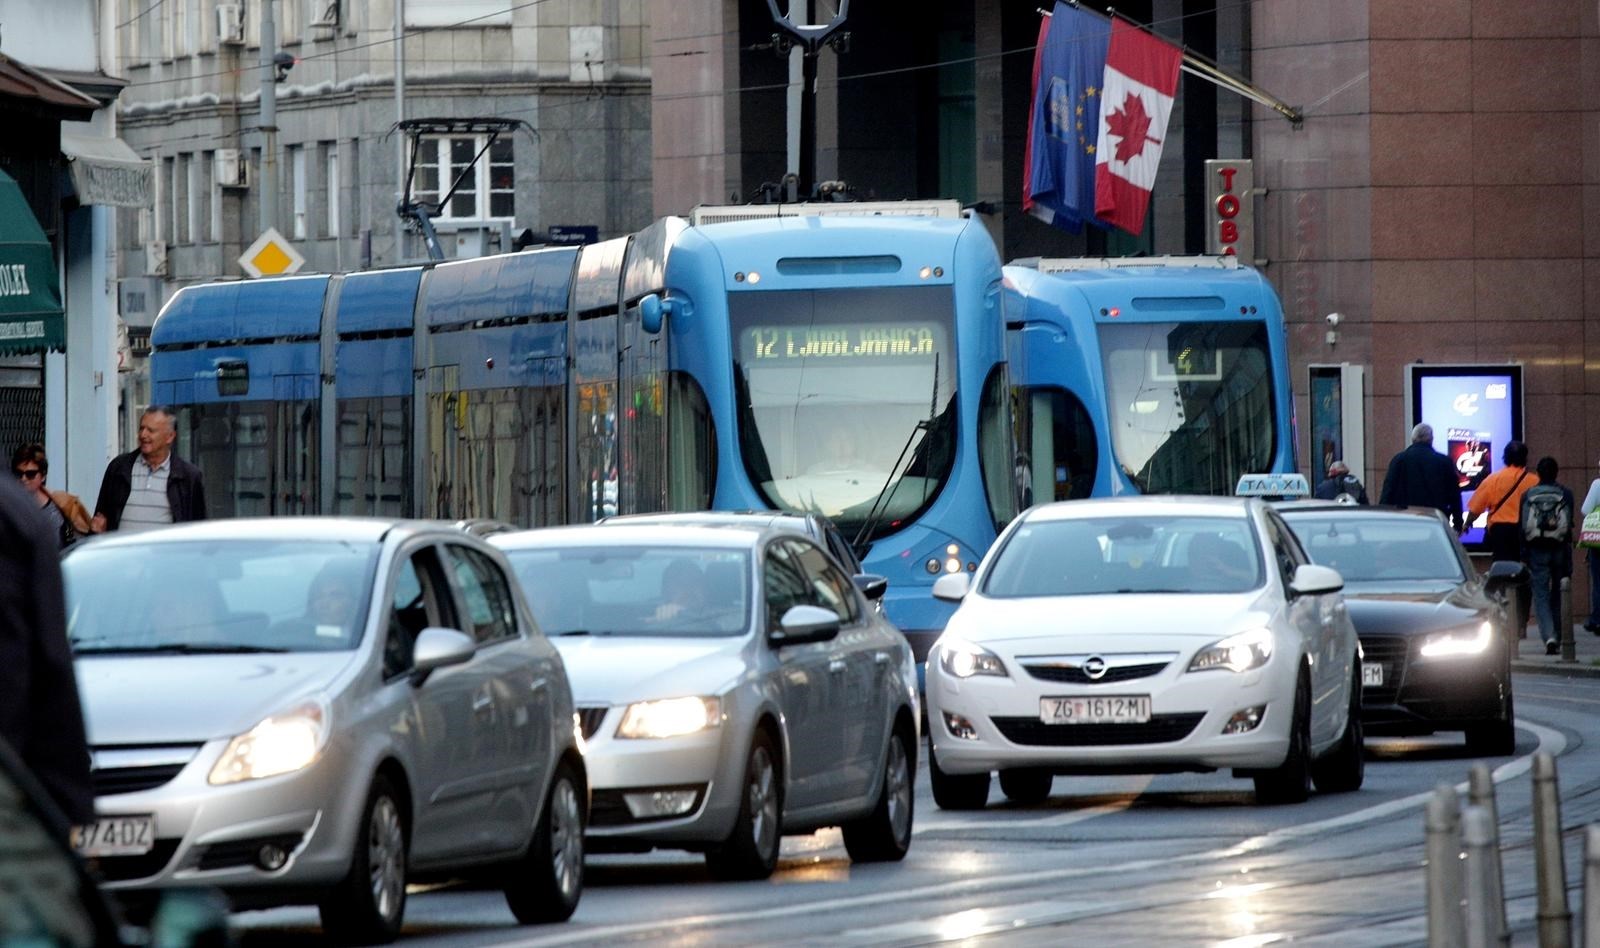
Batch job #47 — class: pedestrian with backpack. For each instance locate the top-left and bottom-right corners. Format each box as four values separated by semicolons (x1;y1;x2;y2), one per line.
1521;456;1575;654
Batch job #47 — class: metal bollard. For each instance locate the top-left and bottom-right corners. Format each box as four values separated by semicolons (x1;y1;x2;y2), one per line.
1585;825;1600;948
1563;576;1576;662
1465;805;1499;948
1469;764;1510;946
1428;782;1465;948
1534;753;1572;946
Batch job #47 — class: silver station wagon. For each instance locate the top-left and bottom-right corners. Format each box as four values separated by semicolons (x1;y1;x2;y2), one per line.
493;523;919;879
63;519;587;943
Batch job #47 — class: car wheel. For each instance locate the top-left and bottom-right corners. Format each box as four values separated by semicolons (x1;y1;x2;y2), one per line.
842;723;915;863
1466;690;1517;757
705;732;782;880
998;768;1054;805
504;760;585;924
928;739;990;811
319;775;408;945
1254;670;1312;805
1311;660;1365;793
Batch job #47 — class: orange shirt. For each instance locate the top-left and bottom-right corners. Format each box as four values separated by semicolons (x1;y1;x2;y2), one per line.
1467;465;1534;525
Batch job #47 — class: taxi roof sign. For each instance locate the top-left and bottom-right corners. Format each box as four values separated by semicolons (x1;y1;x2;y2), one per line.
1234;473;1310;498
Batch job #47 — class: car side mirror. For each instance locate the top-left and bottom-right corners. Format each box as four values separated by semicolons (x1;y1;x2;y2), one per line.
853;573;888;601
1484;559;1529;590
769;605;840;647
1290;563;1344;597
931;572;971;602
410;627;476;685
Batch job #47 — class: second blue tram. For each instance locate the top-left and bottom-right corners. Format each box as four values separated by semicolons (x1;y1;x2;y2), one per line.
1002;255;1296;503
150;203;1013;660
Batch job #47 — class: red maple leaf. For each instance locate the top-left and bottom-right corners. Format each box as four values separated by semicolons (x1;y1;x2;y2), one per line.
1105;92;1161;163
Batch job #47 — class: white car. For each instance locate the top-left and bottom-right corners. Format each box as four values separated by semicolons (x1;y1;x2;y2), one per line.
925;496;1363;808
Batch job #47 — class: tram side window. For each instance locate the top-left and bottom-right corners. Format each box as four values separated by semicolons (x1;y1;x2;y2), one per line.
667;371;716;512
977;365;1018;531
336;396;411;518
1013;386;1098;505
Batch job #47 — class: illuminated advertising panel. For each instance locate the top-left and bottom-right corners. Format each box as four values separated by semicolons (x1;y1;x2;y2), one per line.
1406;365;1523;549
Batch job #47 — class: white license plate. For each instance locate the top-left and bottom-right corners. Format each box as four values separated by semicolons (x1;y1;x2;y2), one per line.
1362;663;1384;687
72;815;155;858
1040;695;1151;724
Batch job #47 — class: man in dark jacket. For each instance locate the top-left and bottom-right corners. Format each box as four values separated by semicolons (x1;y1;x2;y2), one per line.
1379;423;1464;530
0;474;93;828
91;406;206;533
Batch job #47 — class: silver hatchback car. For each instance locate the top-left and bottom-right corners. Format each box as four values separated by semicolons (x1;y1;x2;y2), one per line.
62;519;587;943
493;523;919;879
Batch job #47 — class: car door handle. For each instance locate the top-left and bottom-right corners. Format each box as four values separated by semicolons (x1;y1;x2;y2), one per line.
472;692;494;716
828;658;848;674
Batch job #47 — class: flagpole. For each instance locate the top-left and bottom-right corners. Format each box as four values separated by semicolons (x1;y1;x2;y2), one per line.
1038;6;1303;127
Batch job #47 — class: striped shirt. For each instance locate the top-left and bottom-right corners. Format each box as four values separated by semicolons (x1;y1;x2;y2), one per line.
120;455;174;532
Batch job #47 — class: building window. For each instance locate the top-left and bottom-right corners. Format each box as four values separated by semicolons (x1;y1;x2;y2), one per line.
406;0;511;26
184;153;199;243
346;138;360;237
414;136;514;222
290;145;307;239
280;0;303;44
204;150;221;243
321;142;339;238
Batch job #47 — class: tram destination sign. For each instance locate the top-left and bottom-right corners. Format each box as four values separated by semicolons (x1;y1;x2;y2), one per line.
744;324;939;360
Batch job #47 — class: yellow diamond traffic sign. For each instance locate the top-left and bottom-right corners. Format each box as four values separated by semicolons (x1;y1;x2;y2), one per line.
239;227;305;278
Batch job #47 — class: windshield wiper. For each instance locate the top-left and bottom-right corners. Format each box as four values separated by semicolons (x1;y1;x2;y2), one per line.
73;643;289;655
555;629;596;637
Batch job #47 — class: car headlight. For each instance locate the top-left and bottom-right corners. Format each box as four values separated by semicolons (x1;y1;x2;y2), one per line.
1188;629;1275;674
937;638;1009;679
208;702;327;785
1420;621;1495;658
616;696;722;739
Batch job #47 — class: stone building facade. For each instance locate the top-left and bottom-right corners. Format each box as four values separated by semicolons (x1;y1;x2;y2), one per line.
114;0;653;299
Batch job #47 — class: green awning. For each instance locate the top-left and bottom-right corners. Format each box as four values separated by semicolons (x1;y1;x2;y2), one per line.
0;166;62;355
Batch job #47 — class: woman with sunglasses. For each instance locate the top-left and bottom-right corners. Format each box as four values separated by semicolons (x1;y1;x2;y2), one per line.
11;444;90;549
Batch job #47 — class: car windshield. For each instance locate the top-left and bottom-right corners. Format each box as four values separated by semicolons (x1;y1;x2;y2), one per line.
729;286;957;544
1282;515;1466;583
505;545;752;637
63;540;377;654
983;515;1264;597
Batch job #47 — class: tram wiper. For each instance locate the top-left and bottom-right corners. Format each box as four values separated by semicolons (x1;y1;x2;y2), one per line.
852;355;939;553
555;629;595;637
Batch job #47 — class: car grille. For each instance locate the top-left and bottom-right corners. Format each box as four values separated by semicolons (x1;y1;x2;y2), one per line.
577;707;610;741
91;764;185;797
91;840;181;883
1361;635;1409;705
1023;662;1170;685
990;713;1206;746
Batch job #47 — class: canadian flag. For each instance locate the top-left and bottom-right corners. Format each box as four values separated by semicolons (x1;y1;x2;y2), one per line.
1093;20;1182;235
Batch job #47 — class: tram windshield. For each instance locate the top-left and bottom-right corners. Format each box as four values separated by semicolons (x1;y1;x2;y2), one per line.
1098;320;1276;495
730;286;957;544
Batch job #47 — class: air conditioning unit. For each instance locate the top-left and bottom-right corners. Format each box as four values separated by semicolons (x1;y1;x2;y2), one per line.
217;3;245;45
215;148;249;189
145;240;169;277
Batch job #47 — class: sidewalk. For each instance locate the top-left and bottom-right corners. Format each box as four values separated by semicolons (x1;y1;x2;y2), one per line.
1511;619;1600;678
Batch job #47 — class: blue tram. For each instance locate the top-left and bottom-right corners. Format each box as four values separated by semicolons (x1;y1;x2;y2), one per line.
1002;256;1296;504
150;204;1012;660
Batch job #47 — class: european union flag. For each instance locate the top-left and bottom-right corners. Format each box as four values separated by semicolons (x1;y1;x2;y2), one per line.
1024;3;1111;233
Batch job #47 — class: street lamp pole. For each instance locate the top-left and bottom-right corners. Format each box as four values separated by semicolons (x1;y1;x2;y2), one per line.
259;0;279;234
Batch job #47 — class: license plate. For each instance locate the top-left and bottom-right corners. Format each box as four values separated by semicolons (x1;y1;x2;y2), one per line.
1362;663;1384;687
1040;695;1151;724
72;815;155;858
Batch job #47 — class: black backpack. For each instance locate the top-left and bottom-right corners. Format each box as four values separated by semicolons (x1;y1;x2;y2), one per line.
1522;485;1569;544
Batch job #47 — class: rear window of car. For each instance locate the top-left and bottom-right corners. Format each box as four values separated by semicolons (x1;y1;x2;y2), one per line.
504;545;752;638
1282;515;1466;583
982;515;1263;597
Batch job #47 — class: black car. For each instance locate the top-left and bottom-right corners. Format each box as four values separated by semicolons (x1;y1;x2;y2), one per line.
1278;502;1523;755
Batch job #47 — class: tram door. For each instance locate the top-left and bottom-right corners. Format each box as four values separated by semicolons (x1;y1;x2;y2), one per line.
180;370;318;518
